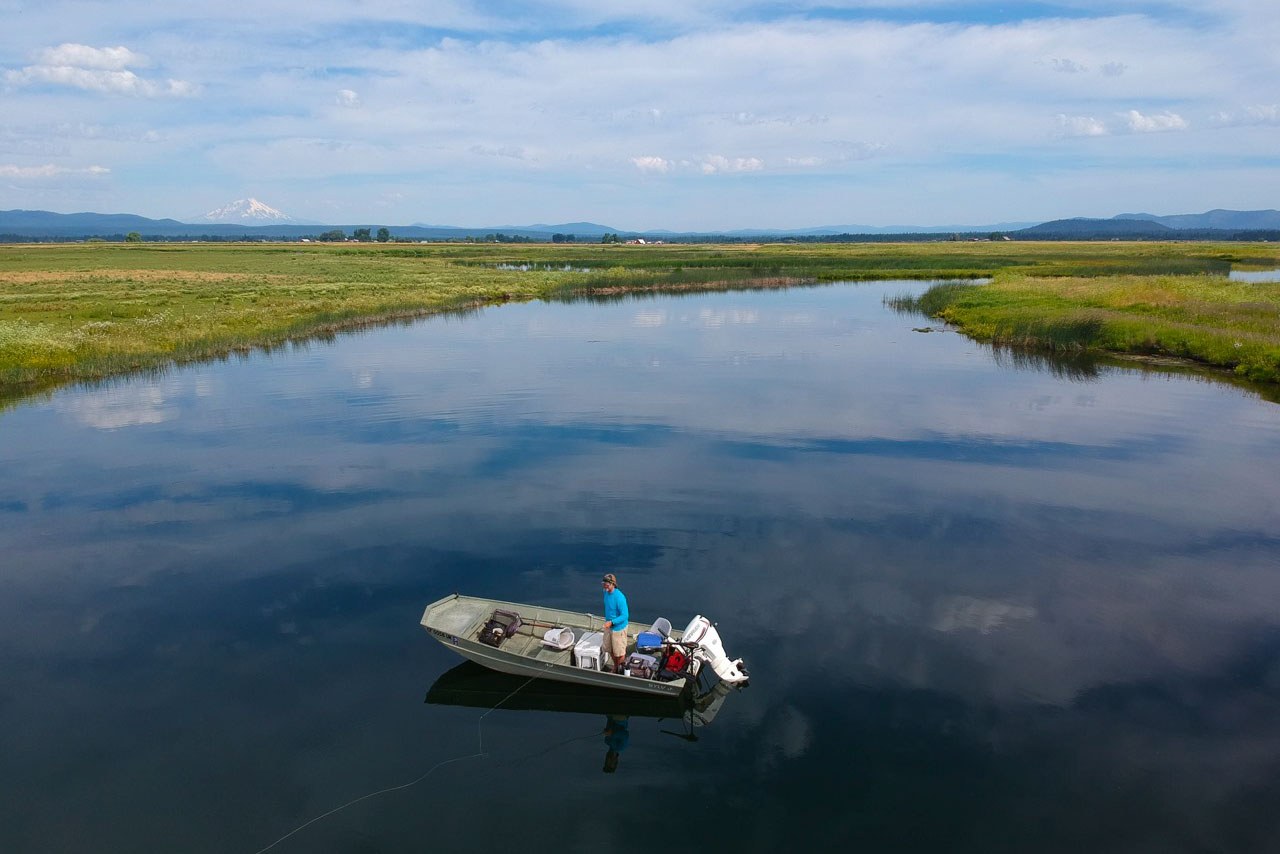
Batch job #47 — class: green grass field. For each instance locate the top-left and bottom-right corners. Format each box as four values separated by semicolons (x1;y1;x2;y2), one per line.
2;240;1278;404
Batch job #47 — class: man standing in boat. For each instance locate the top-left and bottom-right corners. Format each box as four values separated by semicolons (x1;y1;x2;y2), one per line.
601;573;629;673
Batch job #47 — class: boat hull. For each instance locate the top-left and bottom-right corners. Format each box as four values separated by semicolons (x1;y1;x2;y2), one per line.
421;593;689;697
426;661;690;718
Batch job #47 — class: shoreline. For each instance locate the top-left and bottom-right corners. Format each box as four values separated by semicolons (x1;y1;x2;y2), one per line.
3;242;1278;408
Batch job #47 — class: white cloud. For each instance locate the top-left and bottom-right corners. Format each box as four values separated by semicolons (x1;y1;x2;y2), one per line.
933;596;1038;635
632;310;666;327
785;156;825;167
6;43;194;98
1124;109;1189;133
5;66;189;97
335;88;360;107
1211;104;1280;127
1056;114;1108;137
37;44;146;71
698;307;759;327
630;155;671;173
54;382;174;430
1240;104;1279;124
701;155;764;174
0;164;110;178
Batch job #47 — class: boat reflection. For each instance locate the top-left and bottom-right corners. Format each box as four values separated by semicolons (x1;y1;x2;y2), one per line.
425;660;736;768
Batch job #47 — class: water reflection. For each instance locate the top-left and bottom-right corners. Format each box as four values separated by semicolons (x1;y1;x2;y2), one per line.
493;263;593;272
426;660;736;774
1228;268;1280;283
988;343;1105;381
602;715;628;772
426;660;738;778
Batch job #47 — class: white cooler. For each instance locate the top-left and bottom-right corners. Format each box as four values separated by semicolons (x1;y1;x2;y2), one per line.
573;631;604;671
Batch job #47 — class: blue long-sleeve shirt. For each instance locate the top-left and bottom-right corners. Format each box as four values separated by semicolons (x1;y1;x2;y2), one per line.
603;588;628;632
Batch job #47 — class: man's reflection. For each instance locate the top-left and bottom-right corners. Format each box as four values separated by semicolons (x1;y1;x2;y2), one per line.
602;714;630;773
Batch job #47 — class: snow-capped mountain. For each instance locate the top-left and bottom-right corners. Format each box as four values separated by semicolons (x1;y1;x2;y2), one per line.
201;198;294;223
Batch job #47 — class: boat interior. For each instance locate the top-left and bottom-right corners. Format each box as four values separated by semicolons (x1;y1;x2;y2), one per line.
426;596;679;672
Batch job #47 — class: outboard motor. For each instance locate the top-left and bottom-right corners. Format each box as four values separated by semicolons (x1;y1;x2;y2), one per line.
681;615;749;685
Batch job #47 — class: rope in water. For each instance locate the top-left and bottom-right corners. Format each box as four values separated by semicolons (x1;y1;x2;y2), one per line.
251;665;553;854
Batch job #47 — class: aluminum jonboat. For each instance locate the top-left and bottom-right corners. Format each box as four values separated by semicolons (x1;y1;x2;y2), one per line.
421;593;748;697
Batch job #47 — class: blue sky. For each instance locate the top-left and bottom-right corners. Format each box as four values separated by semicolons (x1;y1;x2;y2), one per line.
0;1;1276;230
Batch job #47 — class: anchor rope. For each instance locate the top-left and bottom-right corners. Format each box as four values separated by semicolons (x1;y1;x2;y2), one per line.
251;664;554;854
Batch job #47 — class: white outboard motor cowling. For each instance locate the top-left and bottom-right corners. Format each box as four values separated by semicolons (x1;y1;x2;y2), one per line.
681;615;749;685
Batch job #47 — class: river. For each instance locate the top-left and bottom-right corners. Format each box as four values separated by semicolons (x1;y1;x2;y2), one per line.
1;281;1277;852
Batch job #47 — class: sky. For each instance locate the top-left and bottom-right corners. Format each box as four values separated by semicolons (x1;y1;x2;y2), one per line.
0;0;1277;230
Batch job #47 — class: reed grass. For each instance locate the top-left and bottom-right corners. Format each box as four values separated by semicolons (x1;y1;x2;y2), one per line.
893;273;1280;383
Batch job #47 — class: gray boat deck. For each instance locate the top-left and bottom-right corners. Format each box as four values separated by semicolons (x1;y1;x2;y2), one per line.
424;594;673;668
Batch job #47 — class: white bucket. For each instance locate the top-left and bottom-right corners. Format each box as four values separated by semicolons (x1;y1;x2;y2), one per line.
542;627;575;650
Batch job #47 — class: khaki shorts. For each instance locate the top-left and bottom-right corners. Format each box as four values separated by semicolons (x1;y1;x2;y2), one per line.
605;628;628;660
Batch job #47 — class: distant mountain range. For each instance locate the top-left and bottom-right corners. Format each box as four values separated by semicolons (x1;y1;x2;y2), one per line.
1019;210;1280;239
721;221;1041;236
1114;209;1280;230
1018;218;1177;238
2;207;1279;241
0;209;619;241
0;210;196;237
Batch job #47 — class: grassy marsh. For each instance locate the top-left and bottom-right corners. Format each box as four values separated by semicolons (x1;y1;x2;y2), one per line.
892;272;1280;384
2;240;1279;403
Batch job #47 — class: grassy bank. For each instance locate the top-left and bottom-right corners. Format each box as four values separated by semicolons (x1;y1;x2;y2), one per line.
2;241;1279;403
892;273;1280;383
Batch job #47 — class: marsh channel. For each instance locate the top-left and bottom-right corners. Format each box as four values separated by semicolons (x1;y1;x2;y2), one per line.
1;279;1278;853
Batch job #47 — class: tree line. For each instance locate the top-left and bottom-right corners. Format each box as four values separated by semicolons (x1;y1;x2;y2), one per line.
317;227;393;242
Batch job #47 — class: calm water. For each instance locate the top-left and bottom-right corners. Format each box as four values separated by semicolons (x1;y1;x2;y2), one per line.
2;282;1278;853
1229;268;1280;283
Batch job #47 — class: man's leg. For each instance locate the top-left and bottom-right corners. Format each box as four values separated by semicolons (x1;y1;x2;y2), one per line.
609;630;626;673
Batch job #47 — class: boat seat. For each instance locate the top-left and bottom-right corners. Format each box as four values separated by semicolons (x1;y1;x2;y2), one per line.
650;617;672;638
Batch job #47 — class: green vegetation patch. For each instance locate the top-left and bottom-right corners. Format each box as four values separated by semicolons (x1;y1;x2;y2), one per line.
893;273;1280;382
